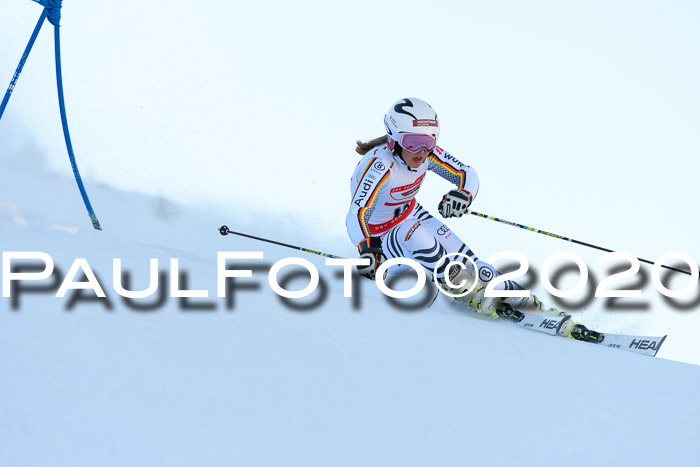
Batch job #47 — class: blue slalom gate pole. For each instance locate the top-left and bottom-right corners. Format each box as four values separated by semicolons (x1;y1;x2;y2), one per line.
1;1;102;230
0;9;47;120
53;23;102;230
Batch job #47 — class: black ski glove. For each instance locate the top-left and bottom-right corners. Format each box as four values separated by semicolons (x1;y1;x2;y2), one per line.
357;237;386;280
438;189;473;218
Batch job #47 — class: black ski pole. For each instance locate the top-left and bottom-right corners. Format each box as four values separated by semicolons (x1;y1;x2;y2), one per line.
467;210;693;276
219;225;345;259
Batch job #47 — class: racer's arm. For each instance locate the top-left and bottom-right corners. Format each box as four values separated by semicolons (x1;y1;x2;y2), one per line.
345;157;391;246
428;147;480;218
427;146;479;197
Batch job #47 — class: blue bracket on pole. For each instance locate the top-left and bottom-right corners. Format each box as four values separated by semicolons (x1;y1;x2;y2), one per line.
1;1;102;230
31;0;62;26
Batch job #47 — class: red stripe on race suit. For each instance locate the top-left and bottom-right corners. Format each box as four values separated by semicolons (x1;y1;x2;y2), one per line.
384;200;409;206
368;198;416;236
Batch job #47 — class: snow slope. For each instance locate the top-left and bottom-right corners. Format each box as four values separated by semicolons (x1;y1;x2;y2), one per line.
2;0;699;362
1;158;700;467
2;2;700;465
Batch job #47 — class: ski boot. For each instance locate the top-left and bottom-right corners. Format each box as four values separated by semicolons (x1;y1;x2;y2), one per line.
565;322;604;343
495;294;567;319
468;285;489;312
492;302;525;322
448;283;495;314
506;294;544;314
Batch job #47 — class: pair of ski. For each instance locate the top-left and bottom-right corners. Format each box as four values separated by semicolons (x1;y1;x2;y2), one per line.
448;298;667;358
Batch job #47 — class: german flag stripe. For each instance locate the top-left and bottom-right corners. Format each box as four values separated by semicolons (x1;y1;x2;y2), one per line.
429;155;466;189
351;157;377;200
357;171;391;238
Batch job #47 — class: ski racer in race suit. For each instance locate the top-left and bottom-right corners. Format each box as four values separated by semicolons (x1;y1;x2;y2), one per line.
346;97;601;341
346;97;548;319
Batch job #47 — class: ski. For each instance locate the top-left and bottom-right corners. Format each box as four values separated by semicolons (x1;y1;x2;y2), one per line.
445;297;667;357
446;296;569;336
511;312;569;336
507;310;667;357
597;333;667;357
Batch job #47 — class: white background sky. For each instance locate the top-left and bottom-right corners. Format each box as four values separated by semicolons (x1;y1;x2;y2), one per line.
2;0;700;362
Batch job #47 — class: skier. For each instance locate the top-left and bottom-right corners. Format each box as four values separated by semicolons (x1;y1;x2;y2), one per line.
346;97;599;342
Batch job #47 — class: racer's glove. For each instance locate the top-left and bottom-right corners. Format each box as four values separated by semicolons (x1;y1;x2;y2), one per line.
357;237;386;280
438;189;473;218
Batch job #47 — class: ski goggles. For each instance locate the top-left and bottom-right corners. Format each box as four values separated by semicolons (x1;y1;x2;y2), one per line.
399;133;437;152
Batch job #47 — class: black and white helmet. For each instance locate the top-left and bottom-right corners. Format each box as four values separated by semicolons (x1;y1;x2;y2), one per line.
383;98;440;147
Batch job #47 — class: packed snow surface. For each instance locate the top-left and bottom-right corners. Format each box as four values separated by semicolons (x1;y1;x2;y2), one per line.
2;1;700;465
1;162;699;467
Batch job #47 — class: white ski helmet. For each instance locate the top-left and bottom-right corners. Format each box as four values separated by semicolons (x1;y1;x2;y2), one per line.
383;97;440;150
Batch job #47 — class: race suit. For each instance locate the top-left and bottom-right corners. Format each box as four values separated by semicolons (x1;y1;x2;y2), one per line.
346;143;517;291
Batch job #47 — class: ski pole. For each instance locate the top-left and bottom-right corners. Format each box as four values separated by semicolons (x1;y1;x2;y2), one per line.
219;225;345;259
467;210;693;276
